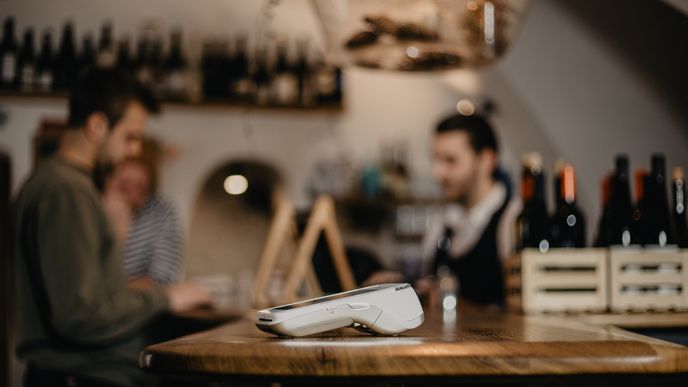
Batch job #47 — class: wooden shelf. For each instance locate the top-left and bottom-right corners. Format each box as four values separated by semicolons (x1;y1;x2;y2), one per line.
0;91;344;114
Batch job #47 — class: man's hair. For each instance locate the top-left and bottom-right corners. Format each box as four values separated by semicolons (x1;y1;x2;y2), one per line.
435;113;499;153
67;68;160;129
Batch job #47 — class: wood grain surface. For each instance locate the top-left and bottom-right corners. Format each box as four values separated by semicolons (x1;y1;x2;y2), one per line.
142;306;688;379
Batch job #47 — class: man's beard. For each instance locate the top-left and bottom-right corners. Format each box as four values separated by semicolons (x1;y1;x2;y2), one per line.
449;170;480;207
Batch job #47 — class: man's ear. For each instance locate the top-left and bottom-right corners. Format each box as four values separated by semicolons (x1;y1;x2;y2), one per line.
83;112;109;144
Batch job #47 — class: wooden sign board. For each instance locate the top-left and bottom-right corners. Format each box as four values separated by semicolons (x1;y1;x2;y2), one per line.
252;195;356;308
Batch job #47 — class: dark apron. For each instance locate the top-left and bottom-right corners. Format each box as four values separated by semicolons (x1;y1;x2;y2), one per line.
435;196;510;307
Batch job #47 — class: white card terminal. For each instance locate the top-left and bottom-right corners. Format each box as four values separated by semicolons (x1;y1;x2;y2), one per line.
255;283;424;337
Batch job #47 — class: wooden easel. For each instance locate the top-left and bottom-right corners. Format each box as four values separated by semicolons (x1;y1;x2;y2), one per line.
252;194;356;308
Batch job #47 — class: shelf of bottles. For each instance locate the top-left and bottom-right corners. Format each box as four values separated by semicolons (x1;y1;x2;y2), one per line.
506;152;688;314
0;17;344;112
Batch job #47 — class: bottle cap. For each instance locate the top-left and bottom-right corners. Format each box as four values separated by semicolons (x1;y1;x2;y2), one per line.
672;166;684;181
522;152;543;174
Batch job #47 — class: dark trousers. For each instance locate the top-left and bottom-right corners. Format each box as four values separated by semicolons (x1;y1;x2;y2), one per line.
24;364;124;387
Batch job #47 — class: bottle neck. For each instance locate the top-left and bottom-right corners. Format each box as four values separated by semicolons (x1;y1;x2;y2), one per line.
532;173;546;205
561;165;576;205
60;27;75;55
600;175;611;209
2;25;15;46
40;37;52;60
613;168;632;207
520;173;534;203
21;35;34;57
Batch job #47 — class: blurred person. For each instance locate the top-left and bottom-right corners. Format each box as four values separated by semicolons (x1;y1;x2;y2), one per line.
13;68;211;387
420;113;520;307
106;152;183;289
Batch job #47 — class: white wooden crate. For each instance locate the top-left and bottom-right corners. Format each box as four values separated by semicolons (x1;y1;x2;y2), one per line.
504;248;608;314
609;248;688;312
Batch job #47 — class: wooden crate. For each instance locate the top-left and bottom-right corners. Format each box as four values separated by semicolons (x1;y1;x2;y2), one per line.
504;248;608;314
609;248;688;312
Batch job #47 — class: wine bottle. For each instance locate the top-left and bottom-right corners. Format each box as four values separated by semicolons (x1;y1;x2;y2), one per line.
314;50;342;105
149;34;165;96
253;45;272;106
295;39;315;106
607;155;635;247
552;164;586;248
78;33;96;74
553;159;565;209
630;169;649;245
135;33;157;88
594;174;612;247
163;28;187;101
54;22;77;91
16;28;35;93
35;30;55;93
515;154;534;251
672;166;688;248
217;40;232;100
200;41;213;99
644;154;674;247
116;35;134;73
549;160;565;245
97;21;116;68
0;16;19;90
231;33;254;102
312;51;327;99
271;39;298;106
515;153;551;252
530;159;552;252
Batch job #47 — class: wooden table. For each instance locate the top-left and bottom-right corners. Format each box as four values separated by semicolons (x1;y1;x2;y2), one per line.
141;306;688;384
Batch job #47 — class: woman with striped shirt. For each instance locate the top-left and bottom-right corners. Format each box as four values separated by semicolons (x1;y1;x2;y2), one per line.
106;156;183;288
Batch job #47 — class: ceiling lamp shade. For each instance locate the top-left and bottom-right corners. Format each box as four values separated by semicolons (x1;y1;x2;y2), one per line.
311;0;531;71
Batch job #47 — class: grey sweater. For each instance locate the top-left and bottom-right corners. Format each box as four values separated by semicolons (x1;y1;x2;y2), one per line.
13;157;169;386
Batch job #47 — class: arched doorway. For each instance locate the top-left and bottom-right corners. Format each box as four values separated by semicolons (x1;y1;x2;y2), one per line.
186;159;282;285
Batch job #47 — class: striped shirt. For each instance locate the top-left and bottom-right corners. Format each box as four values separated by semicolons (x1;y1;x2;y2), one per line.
121;195;183;284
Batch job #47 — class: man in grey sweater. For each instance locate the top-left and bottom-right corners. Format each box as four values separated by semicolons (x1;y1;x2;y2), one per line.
13;69;211;387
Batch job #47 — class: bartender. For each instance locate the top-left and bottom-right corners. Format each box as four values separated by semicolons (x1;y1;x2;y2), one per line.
423;112;520;307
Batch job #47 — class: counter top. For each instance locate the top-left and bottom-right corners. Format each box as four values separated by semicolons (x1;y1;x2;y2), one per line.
141;306;688;381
